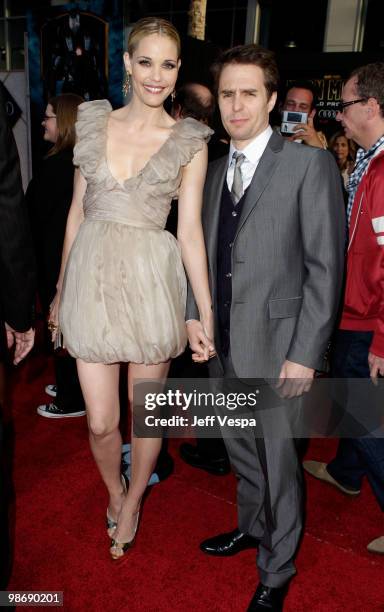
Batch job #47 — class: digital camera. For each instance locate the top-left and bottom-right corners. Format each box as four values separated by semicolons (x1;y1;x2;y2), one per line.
281;110;308;135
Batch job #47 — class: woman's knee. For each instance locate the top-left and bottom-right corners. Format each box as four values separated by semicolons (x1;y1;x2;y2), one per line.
88;414;119;438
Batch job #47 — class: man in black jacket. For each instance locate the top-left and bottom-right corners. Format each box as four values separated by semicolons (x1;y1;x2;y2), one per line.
0;80;35;589
0;81;35;362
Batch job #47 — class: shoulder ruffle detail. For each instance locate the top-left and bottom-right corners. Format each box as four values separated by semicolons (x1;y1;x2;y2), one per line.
73;100;112;179
143;117;213;185
176;117;213;142
173;117;213;166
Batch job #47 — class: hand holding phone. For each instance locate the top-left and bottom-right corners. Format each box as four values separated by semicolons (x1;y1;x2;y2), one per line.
281;110;308;135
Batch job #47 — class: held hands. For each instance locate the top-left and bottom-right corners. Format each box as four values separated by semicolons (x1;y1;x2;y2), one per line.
288;116;324;148
275;359;315;398
5;323;35;365
187;317;216;363
368;352;384;385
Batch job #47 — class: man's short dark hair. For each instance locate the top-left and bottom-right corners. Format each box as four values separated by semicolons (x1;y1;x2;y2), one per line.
211;44;279;100
350;62;384;117
284;80;318;110
173;83;215;123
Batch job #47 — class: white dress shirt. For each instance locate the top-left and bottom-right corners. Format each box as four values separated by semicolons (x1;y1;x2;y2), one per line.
226;125;273;193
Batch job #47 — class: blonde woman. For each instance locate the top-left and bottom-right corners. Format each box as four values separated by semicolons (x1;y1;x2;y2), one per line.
50;17;214;560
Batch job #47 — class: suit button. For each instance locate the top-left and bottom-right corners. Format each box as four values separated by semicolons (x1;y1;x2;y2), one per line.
232;211;237;217
229;242;233;248
224;301;230;307
225;272;232;278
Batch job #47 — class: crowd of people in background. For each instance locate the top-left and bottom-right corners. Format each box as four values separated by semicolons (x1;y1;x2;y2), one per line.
1;14;383;611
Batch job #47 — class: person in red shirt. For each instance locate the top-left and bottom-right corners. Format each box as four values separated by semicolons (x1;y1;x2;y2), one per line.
304;62;384;555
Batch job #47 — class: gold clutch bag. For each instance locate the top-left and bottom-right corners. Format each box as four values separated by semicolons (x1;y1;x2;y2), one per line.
53;326;64;351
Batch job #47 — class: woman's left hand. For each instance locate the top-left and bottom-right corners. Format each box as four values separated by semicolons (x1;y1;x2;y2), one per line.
48;290;61;342
202;314;216;357
188;314;216;363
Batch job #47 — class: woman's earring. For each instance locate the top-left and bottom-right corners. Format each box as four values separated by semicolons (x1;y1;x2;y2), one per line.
171;90;176;102
122;72;131;97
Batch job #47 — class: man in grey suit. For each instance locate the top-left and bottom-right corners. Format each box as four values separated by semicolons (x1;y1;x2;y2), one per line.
186;45;345;611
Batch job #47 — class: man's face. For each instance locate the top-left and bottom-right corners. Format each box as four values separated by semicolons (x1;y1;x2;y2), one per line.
336;77;368;146
283;87;314;117
218;63;276;149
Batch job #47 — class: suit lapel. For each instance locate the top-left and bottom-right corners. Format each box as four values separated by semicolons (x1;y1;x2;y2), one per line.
235;131;283;238
205;156;227;282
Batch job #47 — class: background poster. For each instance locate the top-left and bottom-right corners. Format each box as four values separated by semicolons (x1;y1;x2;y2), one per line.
27;0;123;167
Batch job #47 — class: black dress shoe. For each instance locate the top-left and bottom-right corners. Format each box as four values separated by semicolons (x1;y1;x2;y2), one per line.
247;583;288;611
200;528;259;556
179;442;230;475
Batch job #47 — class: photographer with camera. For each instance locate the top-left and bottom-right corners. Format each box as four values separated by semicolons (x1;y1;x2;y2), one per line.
279;80;327;149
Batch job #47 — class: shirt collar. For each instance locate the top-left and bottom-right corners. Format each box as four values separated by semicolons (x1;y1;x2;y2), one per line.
357;134;384;162
228;125;273;166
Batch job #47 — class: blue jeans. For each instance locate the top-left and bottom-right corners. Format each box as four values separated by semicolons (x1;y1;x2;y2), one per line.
327;330;384;510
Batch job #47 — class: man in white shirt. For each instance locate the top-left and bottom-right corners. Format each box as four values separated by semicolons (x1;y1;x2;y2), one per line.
186;44;345;610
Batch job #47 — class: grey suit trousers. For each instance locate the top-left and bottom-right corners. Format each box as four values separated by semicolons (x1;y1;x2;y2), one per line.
219;353;303;588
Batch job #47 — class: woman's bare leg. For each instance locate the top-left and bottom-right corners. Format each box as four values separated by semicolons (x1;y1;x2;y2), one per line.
76;360;125;524
111;360;170;550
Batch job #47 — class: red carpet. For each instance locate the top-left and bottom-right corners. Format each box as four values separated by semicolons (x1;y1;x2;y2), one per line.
6;352;384;611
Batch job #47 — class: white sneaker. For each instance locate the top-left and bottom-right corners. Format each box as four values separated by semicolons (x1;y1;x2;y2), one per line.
45;384;57;398
37;403;85;418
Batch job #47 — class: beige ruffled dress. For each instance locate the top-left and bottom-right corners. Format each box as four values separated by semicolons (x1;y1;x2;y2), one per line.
59;100;212;364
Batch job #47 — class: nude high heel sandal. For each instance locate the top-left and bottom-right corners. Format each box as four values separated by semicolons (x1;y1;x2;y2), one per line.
106;474;128;538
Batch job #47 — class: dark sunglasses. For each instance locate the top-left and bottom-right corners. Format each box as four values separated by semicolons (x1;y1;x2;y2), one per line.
336;98;367;113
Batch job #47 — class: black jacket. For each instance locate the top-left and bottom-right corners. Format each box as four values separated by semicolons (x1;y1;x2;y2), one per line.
27;148;74;311
0;82;35;350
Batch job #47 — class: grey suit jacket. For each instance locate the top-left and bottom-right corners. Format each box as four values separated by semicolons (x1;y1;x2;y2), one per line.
186;131;345;378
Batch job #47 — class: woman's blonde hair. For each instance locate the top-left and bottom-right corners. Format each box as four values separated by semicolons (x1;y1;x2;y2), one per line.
127;17;181;59
46;93;84;157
